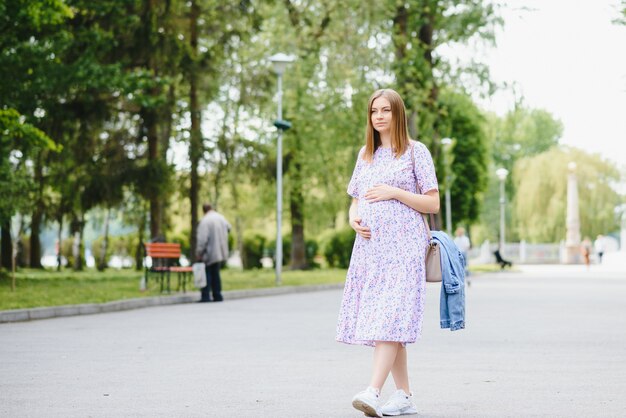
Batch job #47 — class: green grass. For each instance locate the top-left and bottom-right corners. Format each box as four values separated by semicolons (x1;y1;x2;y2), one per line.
468;264;518;273
0;267;348;311
0;263;510;311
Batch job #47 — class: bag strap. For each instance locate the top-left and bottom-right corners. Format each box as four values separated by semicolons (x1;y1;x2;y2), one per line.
410;141;437;239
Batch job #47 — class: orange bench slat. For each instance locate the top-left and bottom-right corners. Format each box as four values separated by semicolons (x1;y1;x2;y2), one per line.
170;266;193;272
147;252;181;258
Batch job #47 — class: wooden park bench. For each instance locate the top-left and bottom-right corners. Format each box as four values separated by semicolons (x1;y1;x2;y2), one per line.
144;243;194;293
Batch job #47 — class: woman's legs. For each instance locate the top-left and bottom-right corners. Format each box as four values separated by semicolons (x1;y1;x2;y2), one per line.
369;341;401;391
390;345;410;394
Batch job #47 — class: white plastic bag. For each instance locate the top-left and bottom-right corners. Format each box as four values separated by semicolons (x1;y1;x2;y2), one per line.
193;263;207;288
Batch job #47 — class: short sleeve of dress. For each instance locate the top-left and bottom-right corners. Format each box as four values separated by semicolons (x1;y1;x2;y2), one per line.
347;146;366;198
413;142;439;194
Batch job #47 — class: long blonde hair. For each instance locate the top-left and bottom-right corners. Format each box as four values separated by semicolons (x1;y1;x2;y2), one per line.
363;89;410;162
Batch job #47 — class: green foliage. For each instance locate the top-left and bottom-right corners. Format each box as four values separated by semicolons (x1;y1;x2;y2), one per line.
437;89;489;226
0;0;515;272
91;234;139;269
473;105;565;244
323;227;356;269
486;106;563;175
0;108;59;224
389;0;502;144
267;235;319;268
168;230;191;260
241;232;266;269
512;147;622;243
60;237;76;268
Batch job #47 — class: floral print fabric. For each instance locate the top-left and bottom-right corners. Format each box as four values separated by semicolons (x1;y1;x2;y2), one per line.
336;141;439;347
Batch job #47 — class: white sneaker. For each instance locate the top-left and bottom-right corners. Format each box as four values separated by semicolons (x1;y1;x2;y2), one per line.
352;387;382;417
380;390;417;416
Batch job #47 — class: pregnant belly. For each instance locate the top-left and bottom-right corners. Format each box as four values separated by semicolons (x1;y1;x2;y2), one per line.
359;199;412;232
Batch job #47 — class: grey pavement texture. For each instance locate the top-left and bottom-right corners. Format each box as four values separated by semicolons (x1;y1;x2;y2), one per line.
1;265;626;418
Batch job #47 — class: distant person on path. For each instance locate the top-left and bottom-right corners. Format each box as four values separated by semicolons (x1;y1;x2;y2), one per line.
581;237;592;268
453;227;471;275
196;203;231;302
594;235;605;264
336;89;440;417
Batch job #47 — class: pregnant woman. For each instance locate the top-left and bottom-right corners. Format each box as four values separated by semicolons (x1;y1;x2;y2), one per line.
336;88;439;417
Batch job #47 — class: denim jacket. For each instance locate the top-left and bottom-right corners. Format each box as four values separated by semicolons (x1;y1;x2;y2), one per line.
431;231;466;331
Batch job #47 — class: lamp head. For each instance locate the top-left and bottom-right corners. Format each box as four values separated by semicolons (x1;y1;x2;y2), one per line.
274;119;292;131
496;168;509;180
269;53;295;75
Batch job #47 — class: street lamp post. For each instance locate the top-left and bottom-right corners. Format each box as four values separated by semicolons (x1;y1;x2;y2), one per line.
496;168;509;254
269;53;294;286
441;137;453;234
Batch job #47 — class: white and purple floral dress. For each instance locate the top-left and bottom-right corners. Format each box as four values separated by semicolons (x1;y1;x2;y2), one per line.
336;141;439;347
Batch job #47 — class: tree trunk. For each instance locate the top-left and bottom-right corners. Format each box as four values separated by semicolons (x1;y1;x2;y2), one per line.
56;215;63;271
29;208;43;268
145;108;161;240
1;222;12;269
71;216;85;271
11;231;17;291
97;208;111;271
11;216;24;290
78;215;85;270
135;204;147;271
281;1;333;270
230;167;243;269
29;154;44;268
289;158;307;269
141;0;163;241
188;0;201;260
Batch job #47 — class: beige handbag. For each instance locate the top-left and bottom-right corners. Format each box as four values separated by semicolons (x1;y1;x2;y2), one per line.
410;141;442;283
423;215;442;283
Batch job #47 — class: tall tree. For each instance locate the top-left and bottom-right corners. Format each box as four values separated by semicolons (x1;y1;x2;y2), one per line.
390;1;500;145
267;0;377;268
513;147;622;243
182;0;260;258
385;0;499;228
0;0;70;268
0;108;58;285
437;89;489;227
474;105;563;243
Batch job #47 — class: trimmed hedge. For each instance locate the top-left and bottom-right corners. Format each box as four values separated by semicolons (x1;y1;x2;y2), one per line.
323;227;355;268
241;232;266;269
267;235;319;268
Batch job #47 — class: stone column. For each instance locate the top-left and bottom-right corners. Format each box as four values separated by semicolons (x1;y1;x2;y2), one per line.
564;162;581;264
619;211;626;253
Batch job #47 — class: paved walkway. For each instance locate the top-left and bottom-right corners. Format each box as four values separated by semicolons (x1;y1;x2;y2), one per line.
1;266;625;417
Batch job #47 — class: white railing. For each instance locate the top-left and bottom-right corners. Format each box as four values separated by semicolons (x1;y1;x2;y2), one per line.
469;240;562;265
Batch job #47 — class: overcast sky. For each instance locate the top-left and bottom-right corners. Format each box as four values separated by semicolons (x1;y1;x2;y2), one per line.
467;0;626;170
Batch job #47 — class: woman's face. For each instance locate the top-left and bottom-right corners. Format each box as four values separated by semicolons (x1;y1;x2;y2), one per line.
370;96;392;135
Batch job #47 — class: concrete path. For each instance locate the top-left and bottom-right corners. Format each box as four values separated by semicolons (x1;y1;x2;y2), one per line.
1;266;625;417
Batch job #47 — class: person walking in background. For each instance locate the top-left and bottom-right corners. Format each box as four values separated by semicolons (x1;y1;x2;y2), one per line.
336;88;440;417
196;203;231;302
594;235;605;264
581;237;592;268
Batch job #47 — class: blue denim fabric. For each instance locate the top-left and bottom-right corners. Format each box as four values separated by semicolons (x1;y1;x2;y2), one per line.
431;231;466;331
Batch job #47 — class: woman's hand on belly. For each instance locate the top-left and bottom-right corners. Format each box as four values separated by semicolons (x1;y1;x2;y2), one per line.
364;183;399;203
350;217;371;240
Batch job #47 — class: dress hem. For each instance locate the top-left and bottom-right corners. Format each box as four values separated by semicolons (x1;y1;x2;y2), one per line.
336;337;420;348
